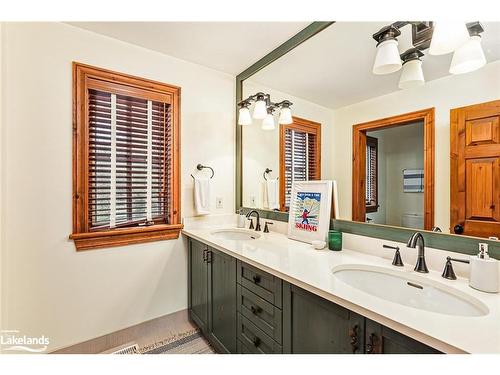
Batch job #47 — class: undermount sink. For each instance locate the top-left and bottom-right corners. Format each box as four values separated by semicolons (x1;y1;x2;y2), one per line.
210;229;261;241
332;264;489;317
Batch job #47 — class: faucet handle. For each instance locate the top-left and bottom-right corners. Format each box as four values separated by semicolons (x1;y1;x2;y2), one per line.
442;256;470;280
383;244;403;267
263;222;273;233
248;218;254;230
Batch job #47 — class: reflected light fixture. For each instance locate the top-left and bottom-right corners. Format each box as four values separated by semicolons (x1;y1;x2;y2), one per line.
262;108;276;130
237;92;293;128
252;93;268;120
237;102;252;126
372;25;402;75
277;100;293;124
449;23;486;75
429;21;470;56
398;48;425;89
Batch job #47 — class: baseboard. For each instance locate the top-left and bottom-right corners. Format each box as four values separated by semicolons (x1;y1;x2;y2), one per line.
52;309;192;354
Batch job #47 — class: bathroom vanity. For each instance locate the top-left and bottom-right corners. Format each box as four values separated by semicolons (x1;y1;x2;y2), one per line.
184;221;500;354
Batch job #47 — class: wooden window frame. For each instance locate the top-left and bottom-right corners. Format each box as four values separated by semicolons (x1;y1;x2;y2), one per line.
279;116;321;211
365;136;378;213
352;108;435;230
70;62;182;251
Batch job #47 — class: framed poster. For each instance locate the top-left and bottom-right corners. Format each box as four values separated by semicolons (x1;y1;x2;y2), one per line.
287;180;333;244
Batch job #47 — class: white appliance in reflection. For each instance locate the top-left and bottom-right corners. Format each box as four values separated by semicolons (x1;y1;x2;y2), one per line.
401;213;423;229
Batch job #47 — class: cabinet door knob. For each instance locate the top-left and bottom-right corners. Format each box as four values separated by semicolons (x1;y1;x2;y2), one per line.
349;324;359;353
366;333;379;354
252;275;261;284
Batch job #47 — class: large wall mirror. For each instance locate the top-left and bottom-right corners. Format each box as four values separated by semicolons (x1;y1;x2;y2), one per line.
237;21;500;239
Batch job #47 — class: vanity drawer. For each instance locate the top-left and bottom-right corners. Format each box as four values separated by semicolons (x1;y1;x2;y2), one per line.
237;260;282;308
237;284;282;343
237;314;282;354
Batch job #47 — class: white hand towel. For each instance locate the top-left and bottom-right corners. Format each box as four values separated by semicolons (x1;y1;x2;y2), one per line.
194;176;210;216
266;178;279;210
262;181;269;209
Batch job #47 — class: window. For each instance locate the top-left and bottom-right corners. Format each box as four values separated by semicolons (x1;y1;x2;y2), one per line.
279;117;321;211
70;63;181;250
366;136;378;213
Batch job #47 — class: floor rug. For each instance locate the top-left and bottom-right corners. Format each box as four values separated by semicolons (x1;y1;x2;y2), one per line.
140;328;216;354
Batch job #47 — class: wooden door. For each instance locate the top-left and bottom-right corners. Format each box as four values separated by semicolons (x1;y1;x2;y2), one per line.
207;248;237;353
188;239;209;333
451;100;500;238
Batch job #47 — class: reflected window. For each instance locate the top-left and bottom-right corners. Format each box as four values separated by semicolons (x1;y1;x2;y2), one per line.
280;117;321;211
366;136;378;213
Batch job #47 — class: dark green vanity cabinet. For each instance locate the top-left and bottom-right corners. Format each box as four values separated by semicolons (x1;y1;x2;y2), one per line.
188;239;237;353
187;238;441;354
282;282;365;354
364;319;440;354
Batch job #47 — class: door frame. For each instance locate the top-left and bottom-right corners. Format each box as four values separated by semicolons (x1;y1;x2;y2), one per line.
352;108;435;230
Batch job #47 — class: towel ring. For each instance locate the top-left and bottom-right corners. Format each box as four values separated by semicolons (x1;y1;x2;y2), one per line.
263;168;278;181
191;164;215;179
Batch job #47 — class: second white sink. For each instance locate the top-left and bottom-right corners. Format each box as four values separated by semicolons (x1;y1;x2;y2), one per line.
210;229;261;241
333;264;489;317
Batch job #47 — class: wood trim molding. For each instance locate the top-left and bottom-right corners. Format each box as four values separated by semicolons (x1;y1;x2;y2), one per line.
352;108;435;230
279;116;321;211
71;62;182;251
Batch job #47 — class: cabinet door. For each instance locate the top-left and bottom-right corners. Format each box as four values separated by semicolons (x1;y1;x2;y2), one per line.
207;248;237;353
188;239;209;334
365;319;440;354
283;282;364;354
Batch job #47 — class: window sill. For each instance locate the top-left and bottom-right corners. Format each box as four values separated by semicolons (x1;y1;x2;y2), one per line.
69;223;184;251
366;205;379;213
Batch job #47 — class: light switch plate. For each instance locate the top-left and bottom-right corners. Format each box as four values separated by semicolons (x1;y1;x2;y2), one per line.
216;197;223;209
250;195;256;206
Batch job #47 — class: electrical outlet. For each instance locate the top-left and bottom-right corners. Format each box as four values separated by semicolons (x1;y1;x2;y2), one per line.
216;197;223;209
250;195;256;206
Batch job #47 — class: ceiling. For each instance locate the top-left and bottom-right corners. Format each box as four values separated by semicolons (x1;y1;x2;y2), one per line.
249;22;500;109
68;22;310;75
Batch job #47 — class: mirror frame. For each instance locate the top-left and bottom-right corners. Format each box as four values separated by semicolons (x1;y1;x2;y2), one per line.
234;21;500;259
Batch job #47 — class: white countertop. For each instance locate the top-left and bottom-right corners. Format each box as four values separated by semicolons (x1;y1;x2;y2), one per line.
183;225;500;354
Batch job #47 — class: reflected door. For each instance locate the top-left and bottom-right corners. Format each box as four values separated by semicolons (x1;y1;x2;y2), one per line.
451;100;500;238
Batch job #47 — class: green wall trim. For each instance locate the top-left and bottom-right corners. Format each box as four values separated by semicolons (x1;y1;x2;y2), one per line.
235;22;335;212
234;21;500;261
239;208;500;260
332;220;500;260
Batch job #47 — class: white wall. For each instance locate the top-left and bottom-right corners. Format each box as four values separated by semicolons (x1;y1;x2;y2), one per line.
242;80;334;209
330;60;500;232
0;23;235;352
368;123;424;227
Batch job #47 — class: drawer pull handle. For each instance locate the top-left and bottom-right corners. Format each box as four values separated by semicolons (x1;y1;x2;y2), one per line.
252;275;261;284
252;337;261;347
250;305;262;315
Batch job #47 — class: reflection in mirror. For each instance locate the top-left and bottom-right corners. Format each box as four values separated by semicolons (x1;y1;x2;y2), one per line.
240;21;500;237
365;122;424;229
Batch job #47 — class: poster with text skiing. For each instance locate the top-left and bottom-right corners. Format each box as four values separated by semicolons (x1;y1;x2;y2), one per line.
294;192;321;232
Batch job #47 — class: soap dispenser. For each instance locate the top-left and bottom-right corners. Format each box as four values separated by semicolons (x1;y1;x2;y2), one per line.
469;243;499;293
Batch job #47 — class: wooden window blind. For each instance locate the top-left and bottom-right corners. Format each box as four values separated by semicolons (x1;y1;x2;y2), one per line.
366;136;378;213
280;118;321;211
71;63;181;250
